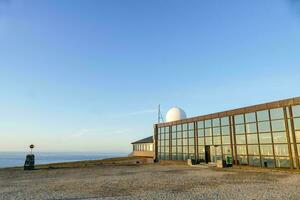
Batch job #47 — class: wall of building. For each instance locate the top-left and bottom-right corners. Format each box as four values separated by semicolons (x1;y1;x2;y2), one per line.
155;101;300;169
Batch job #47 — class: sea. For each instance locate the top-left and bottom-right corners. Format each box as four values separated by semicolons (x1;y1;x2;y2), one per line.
0;152;127;168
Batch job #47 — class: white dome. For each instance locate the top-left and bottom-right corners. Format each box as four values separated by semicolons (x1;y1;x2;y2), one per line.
166;107;187;122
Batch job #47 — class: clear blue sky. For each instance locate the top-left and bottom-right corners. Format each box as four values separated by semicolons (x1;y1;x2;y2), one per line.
0;0;300;153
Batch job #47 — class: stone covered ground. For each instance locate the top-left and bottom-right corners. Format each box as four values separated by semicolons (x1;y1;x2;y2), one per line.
0;164;300;200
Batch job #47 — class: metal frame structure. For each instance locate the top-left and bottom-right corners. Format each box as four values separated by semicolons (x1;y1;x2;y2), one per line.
154;97;300;169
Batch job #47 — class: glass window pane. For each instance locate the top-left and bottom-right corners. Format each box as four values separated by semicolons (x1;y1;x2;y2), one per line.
249;156;261;166
213;127;221;136
221;126;230;135
260;145;273;156
198;137;204;145
182;138;187;145
198;146;205;154
221;117;229;126
222;136;231;144
182;131;188;138
236;135;246;144
177;139;182;145
172;125;176;132
198;129;204;137
258;121;271;132
248;145;259;155
172;139;176;146
276;157;290;168
188;123;194;130
246;123;257;134
262;157;275;168
205;120;212;128
235;124;245;134
257;110;269;121
270;108;284;120
223;145;232;155
271;120;286;132
165;127;169;133
245;112;256;123
236;145;247;155
295;131;300;143
292;105;300;117
197;121;204;129
273;132;287;143
235;114;244;124
237;156;248;165
274;144;289;156
205;128;212;136
213;136;221;145
188;130;194;138
172;132;176;139
177;125;182;131
212;118;220;127
205;137;212;145
177;132;182;138
294;118;300;130
183;146;188;153
247;134;258;144
189;146;195;154
259;133;272;143
183;124;188;130
189;138;195;145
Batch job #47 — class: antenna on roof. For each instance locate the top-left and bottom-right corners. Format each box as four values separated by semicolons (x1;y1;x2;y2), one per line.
158;104;164;123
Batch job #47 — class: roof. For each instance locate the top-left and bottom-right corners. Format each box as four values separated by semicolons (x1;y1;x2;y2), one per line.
131;136;153;144
156;96;300;127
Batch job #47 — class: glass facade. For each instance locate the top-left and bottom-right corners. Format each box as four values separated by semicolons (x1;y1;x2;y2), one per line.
156;102;300;169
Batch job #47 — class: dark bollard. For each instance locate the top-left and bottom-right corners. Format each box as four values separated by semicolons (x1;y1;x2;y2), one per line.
24;154;35;170
24;144;35;170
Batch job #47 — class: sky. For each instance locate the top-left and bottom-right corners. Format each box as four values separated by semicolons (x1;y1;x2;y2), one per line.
0;0;300;153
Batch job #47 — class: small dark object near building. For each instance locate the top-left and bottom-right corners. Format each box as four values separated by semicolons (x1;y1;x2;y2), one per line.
24;154;35;170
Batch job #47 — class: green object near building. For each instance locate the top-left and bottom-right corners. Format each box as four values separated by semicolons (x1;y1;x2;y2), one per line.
226;156;232;165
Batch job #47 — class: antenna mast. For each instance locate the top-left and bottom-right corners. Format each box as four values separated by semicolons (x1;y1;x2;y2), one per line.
158;104;164;123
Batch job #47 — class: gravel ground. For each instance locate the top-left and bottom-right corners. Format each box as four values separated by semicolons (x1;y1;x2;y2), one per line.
0;164;300;200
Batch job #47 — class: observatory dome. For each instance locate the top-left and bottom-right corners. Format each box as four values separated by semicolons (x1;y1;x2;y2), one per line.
166;107;187;122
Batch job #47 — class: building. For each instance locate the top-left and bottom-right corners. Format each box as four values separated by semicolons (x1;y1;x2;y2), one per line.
130;136;155;158
154;97;300;169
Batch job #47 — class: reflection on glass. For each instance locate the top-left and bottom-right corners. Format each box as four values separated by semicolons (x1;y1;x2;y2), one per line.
270;108;284;120
205;120;212;128
205;137;212;145
222;126;230;135
205;128;212;136
222;136;231;144
258;121;271;132
245;112;256;123
247;134;258;144
213;118;220;127
221;117;230;126
198;137;204;145
249;156;261;166
213;127;221;136
236;135;246;144
257;110;269;121
235;114;244;124
236;145;247;155
271;120;286;132
274;144;289;156
275;157;290;168
197;121;204;129
235;124;245;134
292;105;300;117
248;145;259;155
272;132;287;143
293;118;300;130
260;145;273;156
246;123;257;133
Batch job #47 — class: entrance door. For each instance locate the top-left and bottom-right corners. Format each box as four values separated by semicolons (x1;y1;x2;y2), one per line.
205;146;211;163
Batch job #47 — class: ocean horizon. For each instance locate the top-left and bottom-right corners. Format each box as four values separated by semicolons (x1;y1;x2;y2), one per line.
0;152;127;168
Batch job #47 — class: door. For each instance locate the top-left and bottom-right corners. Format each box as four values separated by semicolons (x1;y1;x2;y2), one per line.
205;146;211;163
